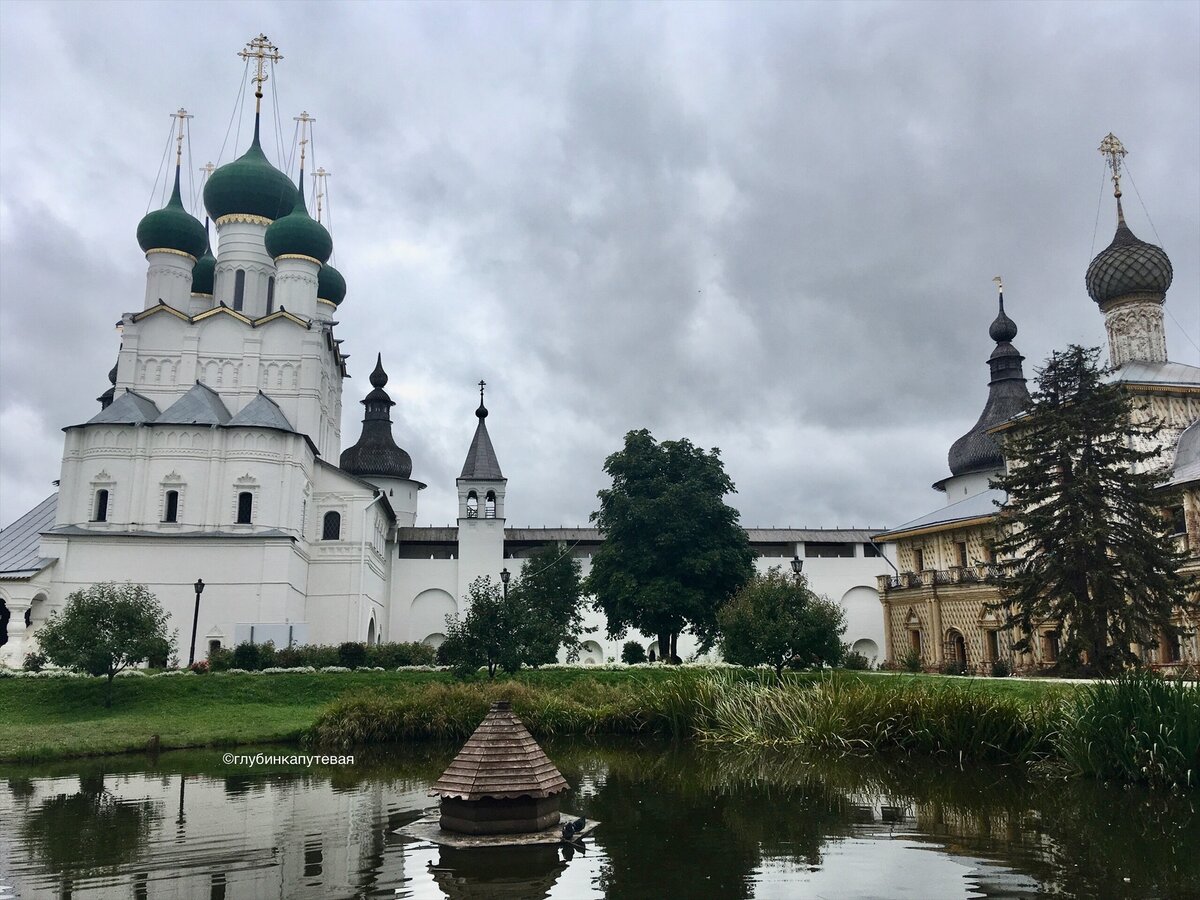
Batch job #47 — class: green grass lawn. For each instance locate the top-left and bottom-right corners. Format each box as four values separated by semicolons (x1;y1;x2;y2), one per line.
0;667;1073;763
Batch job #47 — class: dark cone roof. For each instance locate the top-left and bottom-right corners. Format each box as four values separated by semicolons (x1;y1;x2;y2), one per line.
430;701;568;801
340;354;413;479
1085;201;1173;305
460;402;503;479
947;293;1030;478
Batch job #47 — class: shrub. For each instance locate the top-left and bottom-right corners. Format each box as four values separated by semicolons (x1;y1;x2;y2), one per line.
842;650;871;671
621;641;647;665
232;641;263;671
941;659;967;676
900;646;923;673
990;659;1012;678
208;647;235;672
338;642;368;670
189;659;210;674
146;637;171;669
367;642;437;668
23;652;46;673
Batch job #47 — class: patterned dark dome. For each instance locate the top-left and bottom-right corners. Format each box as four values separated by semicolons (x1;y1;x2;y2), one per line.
340;355;413;479
1085;206;1173;305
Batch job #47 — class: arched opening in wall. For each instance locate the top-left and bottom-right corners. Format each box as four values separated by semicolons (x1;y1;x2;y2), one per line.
485;491;496;518
266;276;275;314
645;640;666;662
233;269;246;311
422;632;446;649
946;629;967;670
236;491;253;524
322;511;341;541
466;491;478;518
851;638;879;663
579;640;604;666
93;489;109;522
0;598;9;647
367;618;376;646
163;490;179;523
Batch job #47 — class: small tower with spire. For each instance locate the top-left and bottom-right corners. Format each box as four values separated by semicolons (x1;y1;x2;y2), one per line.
339;355;422;525
456;381;507;600
1085;134;1173;369
935;278;1031;502
136;108;207;310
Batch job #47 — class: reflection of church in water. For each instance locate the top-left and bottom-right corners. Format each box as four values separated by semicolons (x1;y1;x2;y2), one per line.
0;35;893;668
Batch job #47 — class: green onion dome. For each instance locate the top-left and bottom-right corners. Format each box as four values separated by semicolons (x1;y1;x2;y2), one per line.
203;117;297;222
317;263;346;306
137;167;207;259
190;228;216;294
264;175;332;263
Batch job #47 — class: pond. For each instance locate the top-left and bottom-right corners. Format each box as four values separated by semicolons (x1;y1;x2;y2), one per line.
0;739;1196;899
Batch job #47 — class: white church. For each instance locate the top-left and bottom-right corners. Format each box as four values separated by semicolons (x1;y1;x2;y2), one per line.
0;37;894;670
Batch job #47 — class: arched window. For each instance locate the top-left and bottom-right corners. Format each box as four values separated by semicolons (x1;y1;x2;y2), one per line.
233;269;246;311
322;511;341;541
25;607;32;628
236;491;253;524
485;490;497;518
367;618;376;645
466;491;478;518
163;490;179;523
93;489;109;522
266;276;275;314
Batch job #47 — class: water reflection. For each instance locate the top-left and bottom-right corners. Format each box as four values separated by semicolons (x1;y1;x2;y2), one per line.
0;740;1195;899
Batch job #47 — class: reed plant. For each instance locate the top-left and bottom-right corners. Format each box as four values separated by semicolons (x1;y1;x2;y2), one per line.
1055;672;1200;790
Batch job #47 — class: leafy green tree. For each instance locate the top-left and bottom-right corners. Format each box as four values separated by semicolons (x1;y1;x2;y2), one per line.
587;429;756;660
441;577;514;679
718;568;846;681
36;583;175;706
621;640;647;664
508;542;585;664
990;345;1196;675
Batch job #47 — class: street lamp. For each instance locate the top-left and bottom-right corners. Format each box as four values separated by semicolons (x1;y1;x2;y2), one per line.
188;579;204;667
790;555;804;580
500;567;510;601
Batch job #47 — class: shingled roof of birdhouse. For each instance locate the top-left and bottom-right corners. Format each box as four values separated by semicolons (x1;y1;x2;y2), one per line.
430;701;569;801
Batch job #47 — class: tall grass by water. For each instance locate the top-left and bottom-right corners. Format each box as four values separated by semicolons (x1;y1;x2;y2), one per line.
1056;672;1199;790
309;670;1200;788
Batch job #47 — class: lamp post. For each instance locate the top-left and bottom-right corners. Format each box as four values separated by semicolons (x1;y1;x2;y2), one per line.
500;567;510;601
188;579;204;667
790;555;804;581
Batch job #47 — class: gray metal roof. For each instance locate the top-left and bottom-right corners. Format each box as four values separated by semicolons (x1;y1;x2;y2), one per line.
84;390;160;425
43;525;294;539
227;391;295;431
156;382;231;425
874;488;1005;540
1110;360;1200;389
459;417;503;480
1164;418;1200;488
398;526;886;544
0;493;57;578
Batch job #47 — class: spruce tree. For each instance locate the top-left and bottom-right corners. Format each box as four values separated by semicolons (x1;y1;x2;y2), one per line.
990;345;1195;675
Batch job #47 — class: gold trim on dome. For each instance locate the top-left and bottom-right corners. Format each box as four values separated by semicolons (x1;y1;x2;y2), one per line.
317;297;338;307
144;247;198;262
275;253;321;265
215;213;274;227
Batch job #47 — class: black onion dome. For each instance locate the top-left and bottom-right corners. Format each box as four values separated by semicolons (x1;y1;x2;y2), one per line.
339;354;413;479
947;293;1030;477
1085;204;1173;305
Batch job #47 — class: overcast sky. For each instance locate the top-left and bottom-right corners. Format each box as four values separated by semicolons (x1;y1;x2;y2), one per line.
1;1;1197;532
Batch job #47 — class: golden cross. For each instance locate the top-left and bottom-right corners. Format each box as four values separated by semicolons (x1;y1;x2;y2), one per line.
172;108;192;167
238;34;283;108
294;111;315;171
312;167;331;223
1098;133;1127;200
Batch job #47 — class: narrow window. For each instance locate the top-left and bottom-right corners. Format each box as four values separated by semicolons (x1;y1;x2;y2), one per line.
236;491;253;524
466;491;478;518
93;489;109;522
266;276;275;314
910;630;922;656
322;511;341;541
485;490;496;518
25;607;32;627
1043;631;1059;662
956;541;969;568
913;548;924;572
233;269;246;311
163;490;179;523
208;639;222;656
985;629;1000;662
